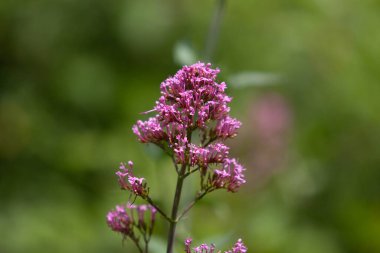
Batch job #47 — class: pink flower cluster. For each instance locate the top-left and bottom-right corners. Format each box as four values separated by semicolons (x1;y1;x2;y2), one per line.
134;63;239;136
132;62;245;192
185;238;247;253
156;63;230;128
106;203;157;237
116;161;147;196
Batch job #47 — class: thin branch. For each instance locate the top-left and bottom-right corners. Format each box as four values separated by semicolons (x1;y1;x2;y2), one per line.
203;136;217;147
171;156;180;174
155;142;172;157
177;188;213;221
183;166;200;178
145;196;173;223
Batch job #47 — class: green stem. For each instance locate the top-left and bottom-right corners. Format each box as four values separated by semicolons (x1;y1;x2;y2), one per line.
166;164;187;253
144;235;149;253
130;234;144;253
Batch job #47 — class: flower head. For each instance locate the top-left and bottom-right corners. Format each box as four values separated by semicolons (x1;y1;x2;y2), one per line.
156;62;232;129
130;62;246;191
106;205;133;236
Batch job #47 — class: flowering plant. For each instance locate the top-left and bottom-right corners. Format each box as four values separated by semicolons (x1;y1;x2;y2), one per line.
107;62;247;253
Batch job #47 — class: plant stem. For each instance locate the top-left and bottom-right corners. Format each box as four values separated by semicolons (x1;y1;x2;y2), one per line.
166;164;186;253
204;0;227;62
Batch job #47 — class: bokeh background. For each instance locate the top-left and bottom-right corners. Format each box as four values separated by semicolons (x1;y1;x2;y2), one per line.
1;0;380;252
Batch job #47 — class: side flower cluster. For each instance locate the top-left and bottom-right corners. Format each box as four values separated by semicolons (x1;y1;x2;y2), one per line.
107;203;157;239
116;161;148;197
214;116;242;139
132;117;167;144
185;238;247;253
132;62;245;192
211;158;246;192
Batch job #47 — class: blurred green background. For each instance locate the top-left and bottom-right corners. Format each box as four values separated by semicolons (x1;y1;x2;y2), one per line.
1;0;380;252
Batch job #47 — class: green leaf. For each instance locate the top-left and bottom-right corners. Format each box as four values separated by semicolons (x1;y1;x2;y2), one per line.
173;40;198;66
228;71;281;88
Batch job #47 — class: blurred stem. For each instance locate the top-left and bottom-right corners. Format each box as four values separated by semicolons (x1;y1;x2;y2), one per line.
204;0;227;62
